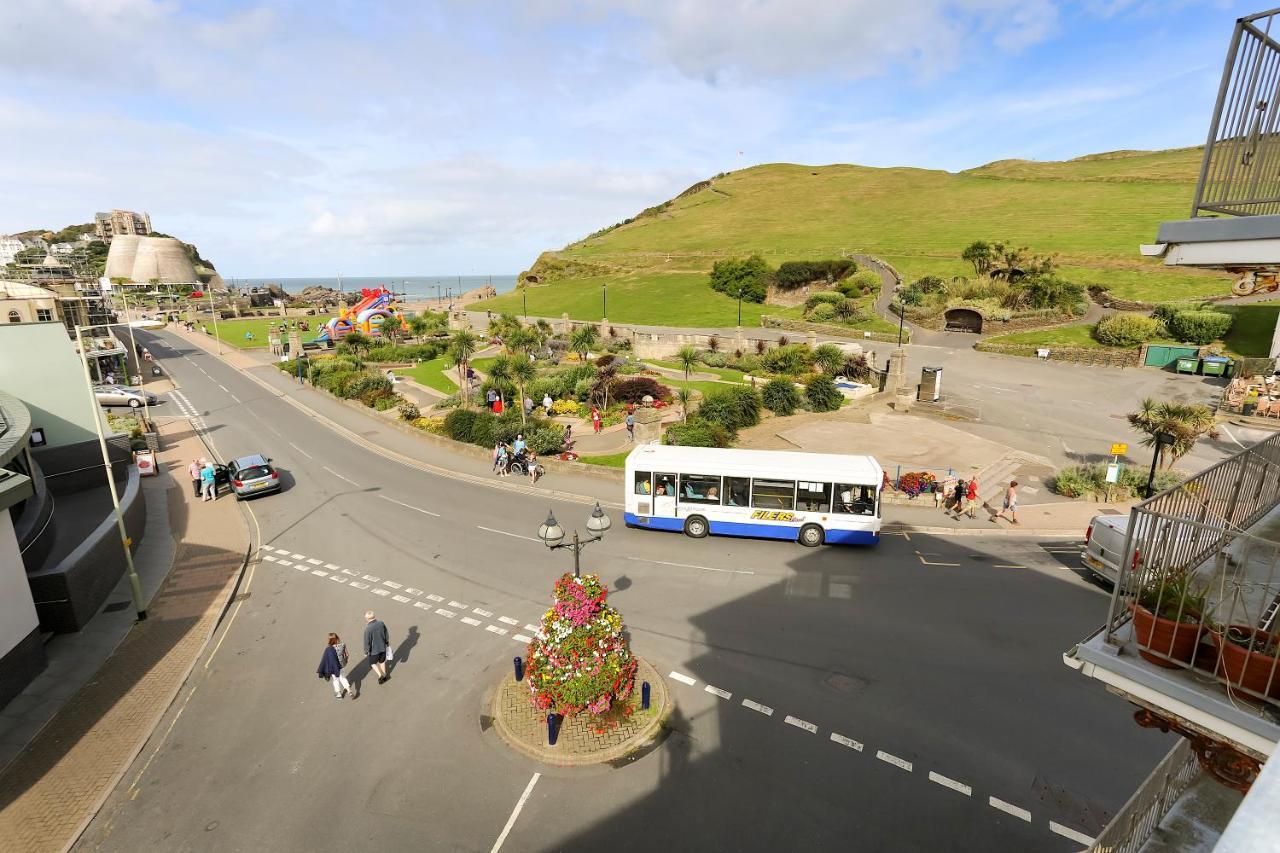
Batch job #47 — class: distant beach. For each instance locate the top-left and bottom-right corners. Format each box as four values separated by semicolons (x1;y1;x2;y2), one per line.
234;275;517;299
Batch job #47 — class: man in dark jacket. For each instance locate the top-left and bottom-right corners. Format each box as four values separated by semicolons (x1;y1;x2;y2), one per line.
363;610;391;684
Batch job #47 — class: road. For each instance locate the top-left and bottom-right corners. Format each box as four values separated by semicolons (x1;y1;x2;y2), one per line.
74;329;1173;852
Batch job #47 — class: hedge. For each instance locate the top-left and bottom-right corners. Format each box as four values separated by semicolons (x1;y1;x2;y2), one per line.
761;378;801;415
804;375;843;412
695;386;762;434
664;418;731;447
1094;313;1165;347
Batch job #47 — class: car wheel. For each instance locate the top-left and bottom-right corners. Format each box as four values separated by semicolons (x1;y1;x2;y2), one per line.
683;515;709;538
798;524;824;547
128;399;141;408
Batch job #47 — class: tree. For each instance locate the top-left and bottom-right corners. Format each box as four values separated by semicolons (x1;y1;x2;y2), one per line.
804;375;843;412
1127;398;1219;468
490;312;522;350
343;330;371;356
675;344;699;382
813;343;845;375
380;314;404;343
506;326;540;355
408;314;433;341
509;354;537;425
676;387;694;423
447;328;480;405
708;255;772;303
961;241;993;277
569;324;599;362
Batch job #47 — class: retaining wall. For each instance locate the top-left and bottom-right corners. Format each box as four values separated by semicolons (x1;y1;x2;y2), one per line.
974;341;1141;367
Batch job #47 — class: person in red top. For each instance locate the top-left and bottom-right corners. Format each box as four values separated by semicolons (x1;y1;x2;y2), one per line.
965;478;979;519
493;395;504;415
591;406;602;433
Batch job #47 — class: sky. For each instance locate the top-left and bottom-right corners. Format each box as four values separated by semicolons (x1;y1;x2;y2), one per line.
0;0;1252;277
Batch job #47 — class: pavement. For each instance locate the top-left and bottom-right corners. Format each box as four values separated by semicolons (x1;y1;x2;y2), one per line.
56;325;1178;852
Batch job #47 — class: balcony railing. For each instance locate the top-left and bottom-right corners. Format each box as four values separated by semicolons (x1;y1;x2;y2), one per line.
1085;739;1200;853
1193;9;1280;217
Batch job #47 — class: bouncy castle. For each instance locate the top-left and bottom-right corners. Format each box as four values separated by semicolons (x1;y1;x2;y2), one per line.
313;287;399;344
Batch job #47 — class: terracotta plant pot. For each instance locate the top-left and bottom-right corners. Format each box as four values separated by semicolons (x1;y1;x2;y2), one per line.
1211;626;1280;699
1130;604;1203;668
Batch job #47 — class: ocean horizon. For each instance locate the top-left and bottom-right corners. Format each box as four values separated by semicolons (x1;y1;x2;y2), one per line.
233;274;517;300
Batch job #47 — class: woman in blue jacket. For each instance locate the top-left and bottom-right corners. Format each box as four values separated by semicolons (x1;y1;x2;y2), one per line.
317;633;354;700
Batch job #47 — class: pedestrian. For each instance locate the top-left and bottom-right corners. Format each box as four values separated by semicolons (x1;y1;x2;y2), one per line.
953;478;967;518
105;370;115;385
992;481;1019;524
316;632;354;700
523;396;533;417
187;458;203;498
200;459;216;501
562;423;573;450
965;478;979;519
542;393;553;412
492;441;504;473
363;610;391;684
493;395;504;415
513;433;527;455
625;412;635;442
939;474;957;513
591;406;602;434
496;442;509;477
486;387;497;411
527;450;541;483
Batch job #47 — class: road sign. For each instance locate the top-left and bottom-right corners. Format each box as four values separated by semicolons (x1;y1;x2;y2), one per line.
1105;463;1120;484
1110;443;1128;456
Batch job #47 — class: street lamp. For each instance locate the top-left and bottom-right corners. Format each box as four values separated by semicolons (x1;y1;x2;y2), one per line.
1144;431;1177;498
737;286;743;327
602;282;607;320
895;295;905;348
537;503;612;578
522;284;528;319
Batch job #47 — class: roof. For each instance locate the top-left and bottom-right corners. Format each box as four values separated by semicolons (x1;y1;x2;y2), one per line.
625;444;882;483
0;280;55;299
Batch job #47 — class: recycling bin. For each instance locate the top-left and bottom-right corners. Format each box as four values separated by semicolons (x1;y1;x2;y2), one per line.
1176;357;1198;375
1201;356;1230;377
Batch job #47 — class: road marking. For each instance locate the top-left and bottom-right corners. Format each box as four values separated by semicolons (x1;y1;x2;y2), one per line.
916;551;961;567
669;671;697;686
372;588;390;597
426;594;445;602
290;553;306;560
323;466;360;486
476;525;539;542
306;558;322;565
988;797;1031;821
993;564;1027;569
876;751;912;771
1049;822;1094;845
341;568;359;576
414;601;431;610
406;587;423;595
272;547;291;554
436;608;456;618
486;625;508;636
1221;423;1245;449
524;624;540;633
928;772;971;796
830;732;863;751
288;441;314;459
350;582;370;590
323;562;339;570
377;494;440;516
448;600;468;609
490;772;540;853
473;608;494;617
363;575;381;582
498;616;519;626
277;560;293;567
784;715;817;733
742;699;774;716
461;617;483;626
704;685;732;700
261;555;277;562
229;394;241;403
310;570;329;577
392;594;411;603
513;634;532;643
625;556;754;575
382;581;403;589
218;384;229;392
328;575;346;584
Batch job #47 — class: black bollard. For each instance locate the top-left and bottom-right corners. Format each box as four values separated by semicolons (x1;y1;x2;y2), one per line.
514;656;524;682
547;714;560;746
642;681;651;710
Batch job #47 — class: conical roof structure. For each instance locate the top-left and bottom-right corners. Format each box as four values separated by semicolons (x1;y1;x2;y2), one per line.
103;234;141;280
129;237;196;283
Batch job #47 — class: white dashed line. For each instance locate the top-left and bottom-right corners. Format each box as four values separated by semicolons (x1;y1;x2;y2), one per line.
292;564;308;572
988;797;1031;821
876;751;912;772
413;601;431;610
476;526;539;542
668;671;697;686
473;608;494;618
461;617;483;626
392;594;411;603
288;441;314;459
382;581;403;589
524;624;540;633
486;625;508;636
341;568;359;576
323;466;360;486
513;634;532;643
306;558;322;565
928;772;971;796
273;547;291;554
1049;822;1094;845
363;575;381;582
349;581;369;590
435;609;456;618
491;772;540;853
277;560;293;567
310;570;329;577
290;553;306;560
229;394;241;403
217;384;229;392
406;587;423;595
704;685;732;700
378;494;440;516
261;555;277;562
448;600;468;609
742;699;774;716
324;563;339;570
784;715;817;734
328;575;346;584
372;588;391;597
625;556;755;575
426;594;445;602
830;732;863;751
498;616;519;626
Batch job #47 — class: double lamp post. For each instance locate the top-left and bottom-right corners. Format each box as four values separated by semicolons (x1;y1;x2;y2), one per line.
537;502;611;577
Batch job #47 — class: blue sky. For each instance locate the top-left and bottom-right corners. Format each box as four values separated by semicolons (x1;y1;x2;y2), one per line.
0;0;1248;277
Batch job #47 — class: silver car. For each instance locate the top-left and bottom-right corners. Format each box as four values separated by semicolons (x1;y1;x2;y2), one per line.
94;385;157;409
226;454;281;500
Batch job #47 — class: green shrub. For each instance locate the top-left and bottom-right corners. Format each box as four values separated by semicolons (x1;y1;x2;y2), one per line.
611;376;672;403
696;386;762;433
1094;313;1166;347
760;343;814;376
1151;303;1187;325
698;351;728;368
848;268;883;295
761;378;801;415
1167;310;1232;345
444;408;480;442
1051;463;1184;500
398;400;421;421
373;394;399;411
709;255;772;303
806;303;837;322
664;418;731;448
774;259;856;290
804;375;843;411
527;426;566;455
804;291;847;311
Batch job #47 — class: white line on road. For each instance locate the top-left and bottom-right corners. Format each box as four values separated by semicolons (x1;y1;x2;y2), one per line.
341;568;359;576
1221;423;1246;449
486;625;508;636
414;601;431;610
426;594;444;602
306;558;322;565
261;555;277;562
784;715;817;733
524;624;540;633
448;600;468;609
349;582;369;590
288;441;314;459
406;587;422;595
372;588;390;597
1049;822;1094;845
988;797;1031;821
704;685;732;700
876;751;912;771
382;581;403;589
229;394;241;403
928;772;971;796
668;671;697;686
461;617;483;626
830;732;862;751
277;560;293;567
328;575;346;584
436;608;456;618
498;616;519;625
476;525;540;542
310;570;329;577
218;384;229;392
377;494;440;516
625;556;755;575
324;563;340;570
392;594;411;603
362;575;381;582
290;553;306;560
323;466;361;486
513;634;532;643
473;608;494;618
742;699;774;716
273;547;291;554
490;772;540;853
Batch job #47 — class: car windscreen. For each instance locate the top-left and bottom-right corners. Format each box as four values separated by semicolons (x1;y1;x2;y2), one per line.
236;465;272;479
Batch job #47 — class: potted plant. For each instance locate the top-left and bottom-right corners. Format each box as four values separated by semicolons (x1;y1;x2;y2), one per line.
1129;570;1206;668
1210;625;1280;699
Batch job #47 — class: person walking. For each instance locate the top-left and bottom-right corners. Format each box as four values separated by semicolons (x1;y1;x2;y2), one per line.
625;412;635;442
495;442;510;477
187;458;203;498
363;611;391;684
493;395;504;415
492;441;504;473
542;393;553;413
523;396;533;418
590;406;602;434
317;633;354;700
562;423;573;450
952;478;967;518
992;480;1019;525
965;478;979;519
486;388;497;411
200;459;217;501
938;474;956;512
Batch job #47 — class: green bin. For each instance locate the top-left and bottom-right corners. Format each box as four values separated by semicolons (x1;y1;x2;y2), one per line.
1176;357;1198;374
1201;356;1229;377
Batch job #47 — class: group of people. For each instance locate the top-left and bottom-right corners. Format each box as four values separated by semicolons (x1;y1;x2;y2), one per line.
315;610;395;700
492;433;542;482
187;458;219;501
934;476;1020;524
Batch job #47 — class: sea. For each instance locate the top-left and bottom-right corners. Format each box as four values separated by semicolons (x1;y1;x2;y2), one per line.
232;274;517;300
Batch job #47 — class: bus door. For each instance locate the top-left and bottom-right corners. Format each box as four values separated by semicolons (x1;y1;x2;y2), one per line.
653;473;677;518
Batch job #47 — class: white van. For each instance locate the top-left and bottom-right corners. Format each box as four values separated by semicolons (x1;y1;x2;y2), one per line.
1082;515;1130;584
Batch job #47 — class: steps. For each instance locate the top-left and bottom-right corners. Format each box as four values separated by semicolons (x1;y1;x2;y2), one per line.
973;454;1022;508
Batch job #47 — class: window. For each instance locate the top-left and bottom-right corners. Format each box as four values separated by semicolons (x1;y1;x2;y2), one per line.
796;481;831;512
654;473;676;497
36;308;52;322
834;484;877;516
678;473;722;505
724;477;751;507
6;311;19;323
751;478;795;510
633;471;652;495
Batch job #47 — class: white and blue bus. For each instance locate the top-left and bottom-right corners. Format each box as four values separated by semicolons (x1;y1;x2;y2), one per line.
624;445;882;546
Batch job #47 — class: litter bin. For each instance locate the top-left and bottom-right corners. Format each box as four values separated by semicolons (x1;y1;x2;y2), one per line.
918;366;942;402
1176;357;1198;375
1201;356;1230;377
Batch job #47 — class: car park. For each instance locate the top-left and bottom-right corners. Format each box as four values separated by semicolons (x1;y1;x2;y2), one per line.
93;385;157;409
223;454;281;500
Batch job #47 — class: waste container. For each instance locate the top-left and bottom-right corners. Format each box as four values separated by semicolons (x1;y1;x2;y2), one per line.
1201;355;1230;377
918;367;942;402
1176;357;1198;374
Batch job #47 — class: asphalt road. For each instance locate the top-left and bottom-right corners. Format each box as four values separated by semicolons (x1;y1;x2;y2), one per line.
73;329;1173;853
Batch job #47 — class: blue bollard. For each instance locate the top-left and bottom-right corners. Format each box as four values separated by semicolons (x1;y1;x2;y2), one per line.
547;714;560;746
641;681;651;710
514;657;524;682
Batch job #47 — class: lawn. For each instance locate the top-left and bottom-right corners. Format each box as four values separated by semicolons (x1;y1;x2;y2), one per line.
981;324;1104;349
400;356;458;393
204;317;291;349
649;359;746;383
578;451;630;468
1221;303;1279;358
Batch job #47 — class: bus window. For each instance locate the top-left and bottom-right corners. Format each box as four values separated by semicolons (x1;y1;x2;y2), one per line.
654;474;676;497
835;484;876;516
634;471;652;495
796;481;831;512
725;477;750;507
751;479;795;511
679;474;722;505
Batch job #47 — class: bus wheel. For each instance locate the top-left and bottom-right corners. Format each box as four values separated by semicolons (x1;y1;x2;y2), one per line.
683;516;709;538
798;524;824;547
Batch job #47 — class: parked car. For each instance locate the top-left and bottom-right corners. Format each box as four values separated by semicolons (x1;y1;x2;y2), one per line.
94;385;157;409
223;454;281;500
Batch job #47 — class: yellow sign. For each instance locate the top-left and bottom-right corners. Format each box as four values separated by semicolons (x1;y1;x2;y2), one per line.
1110;443;1128;456
751;510;797;522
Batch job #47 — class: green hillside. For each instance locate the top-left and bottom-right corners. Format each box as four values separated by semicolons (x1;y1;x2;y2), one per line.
472;147;1231;326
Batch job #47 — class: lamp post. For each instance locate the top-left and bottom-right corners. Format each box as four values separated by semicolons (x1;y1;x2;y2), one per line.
117;289;152;424
537;503;612;578
522;285;528;319
1144;431;1177;498
602;282;607;320
895;296;905;348
737;286;743;327
207;288;223;355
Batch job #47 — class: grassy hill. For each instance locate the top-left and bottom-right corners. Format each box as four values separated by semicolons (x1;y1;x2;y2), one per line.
471;147;1233;327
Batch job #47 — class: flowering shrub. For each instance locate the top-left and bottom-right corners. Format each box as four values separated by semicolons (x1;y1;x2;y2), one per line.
897;471;937;498
526;573;637;717
550;399;581;417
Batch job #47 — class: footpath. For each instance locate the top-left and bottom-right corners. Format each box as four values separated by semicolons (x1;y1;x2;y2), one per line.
0;420;251;853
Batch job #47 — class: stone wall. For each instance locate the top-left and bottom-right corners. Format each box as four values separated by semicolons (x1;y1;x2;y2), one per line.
975;341;1141;367
760;315;905;344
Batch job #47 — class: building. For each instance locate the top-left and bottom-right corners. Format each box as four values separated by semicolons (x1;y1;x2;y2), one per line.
102;235;197;285
0;237;24;267
0;281;59;324
93;209;152;241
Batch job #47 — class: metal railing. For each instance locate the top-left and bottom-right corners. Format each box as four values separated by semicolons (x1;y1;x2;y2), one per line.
1193;9;1280;216
1086;739;1200;853
1103;431;1280;706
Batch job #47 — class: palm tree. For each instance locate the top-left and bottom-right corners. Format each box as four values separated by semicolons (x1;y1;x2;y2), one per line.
510;355;538;425
343;330;371;356
676;344;699;382
814;343;844;375
447;328;480;405
506;326;539;355
569;325;599;362
676;387;694;423
407;314;433;342
1127;398;1219;468
380;315;404;344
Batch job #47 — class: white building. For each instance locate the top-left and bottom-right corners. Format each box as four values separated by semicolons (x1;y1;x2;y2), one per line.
0;237;25;267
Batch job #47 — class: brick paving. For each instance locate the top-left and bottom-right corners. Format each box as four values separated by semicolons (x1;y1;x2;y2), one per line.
0;421;250;853
494;659;669;765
